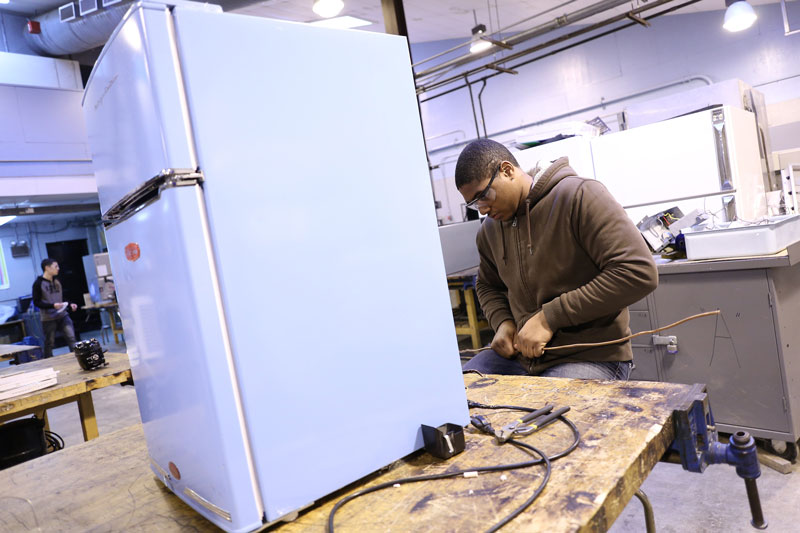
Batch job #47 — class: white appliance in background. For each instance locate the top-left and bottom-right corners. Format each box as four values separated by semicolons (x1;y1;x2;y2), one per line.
591;105;766;226
624;78;774;192
438;219;481;274
82;2;468;532
782;165;800;215
514;135;596;180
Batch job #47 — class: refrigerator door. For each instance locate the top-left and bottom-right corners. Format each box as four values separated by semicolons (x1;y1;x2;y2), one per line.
105;185;263;532
84;4;263;531
170;7;469;521
82;1;202;213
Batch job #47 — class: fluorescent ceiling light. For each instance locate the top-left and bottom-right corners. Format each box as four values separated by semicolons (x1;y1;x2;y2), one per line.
0;216;16;226
308;15;372;29
0;0;10;4
723;0;757;32
312;0;344;19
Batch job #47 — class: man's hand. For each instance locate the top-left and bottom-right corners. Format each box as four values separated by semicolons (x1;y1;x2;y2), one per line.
70;303;78;312
515;312;554;359
491;320;518;358
55;302;67;311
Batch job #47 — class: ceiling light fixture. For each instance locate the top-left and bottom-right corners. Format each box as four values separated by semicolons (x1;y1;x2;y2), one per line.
469;24;493;54
312;0;344;19
0;216;16;227
723;0;758;32
308;15;372;29
0;0;10;5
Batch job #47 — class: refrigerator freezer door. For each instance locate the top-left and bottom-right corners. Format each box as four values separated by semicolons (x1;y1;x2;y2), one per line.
82;2;197;215
170;7;469;521
105;184;263;532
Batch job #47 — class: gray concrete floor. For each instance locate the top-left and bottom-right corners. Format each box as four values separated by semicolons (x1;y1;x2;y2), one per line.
9;332;800;532
611;460;799;532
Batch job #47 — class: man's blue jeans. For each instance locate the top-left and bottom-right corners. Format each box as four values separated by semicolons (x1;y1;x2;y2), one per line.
462;349;632;380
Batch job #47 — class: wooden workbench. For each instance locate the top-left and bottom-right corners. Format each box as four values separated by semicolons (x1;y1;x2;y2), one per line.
448;266;490;349
0;374;697;532
0;351;131;441
0;344;40;364
82;301;125;344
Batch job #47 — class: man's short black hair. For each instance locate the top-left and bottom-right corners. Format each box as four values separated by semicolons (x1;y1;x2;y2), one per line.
41;258;56;272
455;139;519;189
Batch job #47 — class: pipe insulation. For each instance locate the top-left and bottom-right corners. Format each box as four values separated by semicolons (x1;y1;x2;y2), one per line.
23;2;133;56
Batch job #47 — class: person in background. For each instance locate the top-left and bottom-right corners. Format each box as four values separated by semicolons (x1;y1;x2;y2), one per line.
32;258;78;358
455;139;658;379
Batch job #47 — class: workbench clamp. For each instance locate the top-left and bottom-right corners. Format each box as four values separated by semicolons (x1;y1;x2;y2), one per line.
670;384;767;529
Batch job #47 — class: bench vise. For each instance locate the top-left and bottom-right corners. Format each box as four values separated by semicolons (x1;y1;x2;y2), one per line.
669;384;767;529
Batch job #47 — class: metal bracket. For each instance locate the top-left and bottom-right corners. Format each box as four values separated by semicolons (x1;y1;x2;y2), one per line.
652;335;677;345
652;335;678;354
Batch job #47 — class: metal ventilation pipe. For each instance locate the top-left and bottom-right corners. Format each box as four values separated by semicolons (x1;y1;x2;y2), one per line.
23;2;133;57
21;0;267;57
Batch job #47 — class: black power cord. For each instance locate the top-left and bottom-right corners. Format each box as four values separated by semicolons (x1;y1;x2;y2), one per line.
327;400;581;532
44;430;64;452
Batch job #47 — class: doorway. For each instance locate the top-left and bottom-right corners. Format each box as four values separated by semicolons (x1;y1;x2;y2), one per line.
45;239;101;339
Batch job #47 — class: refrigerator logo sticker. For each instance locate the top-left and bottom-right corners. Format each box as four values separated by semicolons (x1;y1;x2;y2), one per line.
125;243;141;262
94;74;119;111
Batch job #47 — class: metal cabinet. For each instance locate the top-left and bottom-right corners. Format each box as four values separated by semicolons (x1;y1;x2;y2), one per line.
629;297;660;382
629;257;800;443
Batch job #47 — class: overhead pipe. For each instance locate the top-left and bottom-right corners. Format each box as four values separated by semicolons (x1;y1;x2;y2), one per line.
414;0;641;82
24;2;134;57
411;0;581;69
23;0;267;57
419;0;697;97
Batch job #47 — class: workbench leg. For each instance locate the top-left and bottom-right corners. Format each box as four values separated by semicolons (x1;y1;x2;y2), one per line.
34;409;50;433
463;288;482;349
77;392;100;441
634;489;656;533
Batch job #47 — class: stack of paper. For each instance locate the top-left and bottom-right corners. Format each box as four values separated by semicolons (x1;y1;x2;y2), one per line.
0;368;59;401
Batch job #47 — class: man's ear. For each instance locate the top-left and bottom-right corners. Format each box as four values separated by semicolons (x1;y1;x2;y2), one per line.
502;161;515;181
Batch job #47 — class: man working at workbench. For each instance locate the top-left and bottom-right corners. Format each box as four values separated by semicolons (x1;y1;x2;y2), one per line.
457;139;658;379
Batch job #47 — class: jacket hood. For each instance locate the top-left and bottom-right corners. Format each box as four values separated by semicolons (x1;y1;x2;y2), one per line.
515;156;578;217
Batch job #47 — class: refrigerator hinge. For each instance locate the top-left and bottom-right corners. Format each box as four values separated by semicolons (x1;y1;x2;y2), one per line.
711;108;736;221
102;168;204;229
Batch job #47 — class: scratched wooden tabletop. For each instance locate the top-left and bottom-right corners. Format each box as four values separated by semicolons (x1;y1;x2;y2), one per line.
0;374;696;532
0;351;131;420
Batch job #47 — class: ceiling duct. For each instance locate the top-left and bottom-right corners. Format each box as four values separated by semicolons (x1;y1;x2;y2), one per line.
24;1;133;56
22;0;267;57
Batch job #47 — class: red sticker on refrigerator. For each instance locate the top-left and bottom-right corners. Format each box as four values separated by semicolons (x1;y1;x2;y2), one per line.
125;243;141;261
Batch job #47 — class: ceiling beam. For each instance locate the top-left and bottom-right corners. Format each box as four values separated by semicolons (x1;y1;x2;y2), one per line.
381;0;408;37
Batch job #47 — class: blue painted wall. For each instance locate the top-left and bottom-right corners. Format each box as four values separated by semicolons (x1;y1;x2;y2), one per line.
0;217;104;309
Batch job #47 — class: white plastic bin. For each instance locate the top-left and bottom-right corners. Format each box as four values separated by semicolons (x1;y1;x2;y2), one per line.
682;215;800;260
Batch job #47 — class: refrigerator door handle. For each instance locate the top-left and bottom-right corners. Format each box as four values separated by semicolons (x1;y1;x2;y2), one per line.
102;168;204;228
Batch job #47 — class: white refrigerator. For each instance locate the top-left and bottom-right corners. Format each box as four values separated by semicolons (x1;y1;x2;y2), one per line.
591;105;766;225
82;2;469;531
